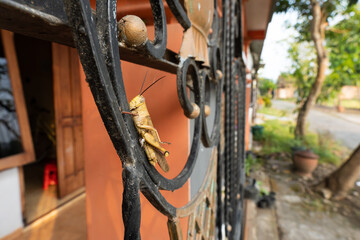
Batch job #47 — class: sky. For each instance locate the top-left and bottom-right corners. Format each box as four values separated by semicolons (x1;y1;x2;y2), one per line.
258;9;347;82
258;12;299;81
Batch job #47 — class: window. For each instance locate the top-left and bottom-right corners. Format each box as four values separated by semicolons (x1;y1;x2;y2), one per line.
0;30;34;170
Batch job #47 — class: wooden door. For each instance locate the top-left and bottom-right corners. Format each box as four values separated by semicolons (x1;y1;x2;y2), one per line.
52;43;84;198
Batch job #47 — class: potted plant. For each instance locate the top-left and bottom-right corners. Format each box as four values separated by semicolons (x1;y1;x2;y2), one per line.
337;98;345;112
251;125;264;141
290;140;307;158
292;149;319;177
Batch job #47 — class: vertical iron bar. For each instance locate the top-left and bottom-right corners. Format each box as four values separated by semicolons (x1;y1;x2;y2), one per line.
229;1;236;233
223;0;231;237
238;60;247;240
122;165;141;240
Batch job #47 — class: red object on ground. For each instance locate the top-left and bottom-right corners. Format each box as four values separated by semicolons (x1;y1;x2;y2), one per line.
43;162;58;190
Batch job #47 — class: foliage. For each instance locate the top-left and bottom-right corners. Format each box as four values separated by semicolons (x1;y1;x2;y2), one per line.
245;154;260;176
275;0;348;41
277;72;297;88
280;97;297;102
276;1;359;98
262;95;272;108
260;120;303;155
283;4;360;104
286;41;317;104
303;131;346;165
275;0;358;138
319;5;360;102
258;120;344;165
256;181;269;196
257;107;288;117
320;99;360;109
258;77;276;96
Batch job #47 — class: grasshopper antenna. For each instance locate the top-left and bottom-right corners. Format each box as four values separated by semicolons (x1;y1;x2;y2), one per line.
140;76;166;95
139;71;149;95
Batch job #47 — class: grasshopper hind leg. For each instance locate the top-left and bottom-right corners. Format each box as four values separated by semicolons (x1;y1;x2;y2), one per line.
144;143;157;167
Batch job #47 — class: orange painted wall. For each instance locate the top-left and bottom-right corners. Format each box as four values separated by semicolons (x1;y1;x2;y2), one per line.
245;79;251;151
81;24;190;239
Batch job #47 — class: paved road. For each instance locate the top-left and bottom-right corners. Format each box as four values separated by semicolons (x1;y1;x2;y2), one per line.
272;100;360;150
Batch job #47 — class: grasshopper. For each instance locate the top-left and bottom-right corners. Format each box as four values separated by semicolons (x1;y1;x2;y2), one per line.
127;75;170;172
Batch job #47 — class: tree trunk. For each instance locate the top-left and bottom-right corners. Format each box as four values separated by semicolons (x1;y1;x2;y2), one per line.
318;144;360;200
295;0;329;138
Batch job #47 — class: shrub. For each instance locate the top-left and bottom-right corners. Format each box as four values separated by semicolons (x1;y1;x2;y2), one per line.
263;95;272;108
245;153;259;176
258;78;276;96
257;120;345;165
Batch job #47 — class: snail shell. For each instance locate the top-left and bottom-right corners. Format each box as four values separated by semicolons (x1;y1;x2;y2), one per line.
118;15;148;47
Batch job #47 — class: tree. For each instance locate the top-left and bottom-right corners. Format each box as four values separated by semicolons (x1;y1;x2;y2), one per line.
317;144;360;200
277;1;360;199
316;5;360;200
258;77;276;96
319;5;360;103
275;0;357;138
277;72;296;89
286;40;317;106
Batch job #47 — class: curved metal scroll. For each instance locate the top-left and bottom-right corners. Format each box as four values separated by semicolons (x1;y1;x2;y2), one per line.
62;0;246;239
145;0;167;58
201;67;223;148
165;0;191;29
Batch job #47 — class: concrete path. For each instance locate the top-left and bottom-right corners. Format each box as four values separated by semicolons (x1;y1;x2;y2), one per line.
272;176;359;240
244;171;280;240
245;166;360;240
271;100;360;150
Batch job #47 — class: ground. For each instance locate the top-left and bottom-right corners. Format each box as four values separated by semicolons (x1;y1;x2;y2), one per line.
246;158;360;240
8;194;86;240
246;100;360;240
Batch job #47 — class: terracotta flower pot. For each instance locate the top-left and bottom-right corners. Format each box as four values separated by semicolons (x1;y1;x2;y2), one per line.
337;105;345;113
292;150;319;178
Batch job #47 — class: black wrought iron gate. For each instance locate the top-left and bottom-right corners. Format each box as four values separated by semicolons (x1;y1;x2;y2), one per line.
0;0;247;239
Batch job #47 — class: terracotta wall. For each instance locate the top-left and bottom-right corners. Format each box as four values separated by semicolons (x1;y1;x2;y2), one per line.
245;79;252;150
81;24;190;240
276;87;295;99
339;86;360;100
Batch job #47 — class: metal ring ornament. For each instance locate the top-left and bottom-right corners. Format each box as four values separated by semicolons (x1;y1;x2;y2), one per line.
209;45;220;80
140;57;203;191
176;58;202;119
200;68;223;147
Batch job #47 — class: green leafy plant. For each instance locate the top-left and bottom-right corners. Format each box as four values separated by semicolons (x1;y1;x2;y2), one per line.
258;120;346;165
318;5;360;104
258;78;276;97
262;95;272;108
275;0;359;138
256;181;269;196
257;107;287;117
245;154;260;176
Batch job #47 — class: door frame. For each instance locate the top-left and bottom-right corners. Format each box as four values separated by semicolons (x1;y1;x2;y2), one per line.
0;30;35;170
